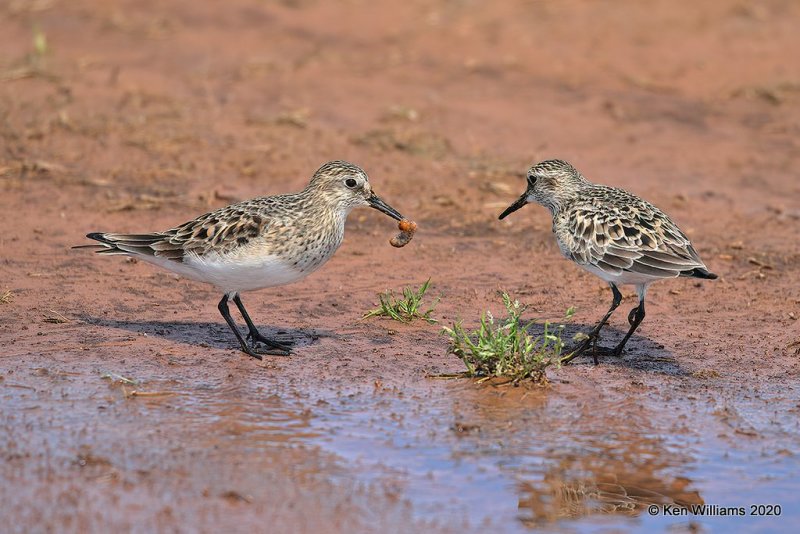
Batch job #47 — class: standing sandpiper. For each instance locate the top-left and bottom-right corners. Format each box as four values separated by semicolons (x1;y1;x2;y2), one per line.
499;159;717;363
78;161;407;359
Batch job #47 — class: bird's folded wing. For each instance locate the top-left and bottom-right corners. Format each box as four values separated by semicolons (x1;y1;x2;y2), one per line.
562;201;706;279
93;201;272;262
161;205;268;259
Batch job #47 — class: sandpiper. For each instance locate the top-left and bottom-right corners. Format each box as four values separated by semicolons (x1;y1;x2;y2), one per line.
499;159;717;363
78;161;406;359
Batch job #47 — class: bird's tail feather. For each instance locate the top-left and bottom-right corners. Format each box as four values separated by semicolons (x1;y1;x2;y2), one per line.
681;267;718;280
75;232;165;257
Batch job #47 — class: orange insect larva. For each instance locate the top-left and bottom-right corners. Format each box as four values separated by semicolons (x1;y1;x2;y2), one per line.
390;219;417;248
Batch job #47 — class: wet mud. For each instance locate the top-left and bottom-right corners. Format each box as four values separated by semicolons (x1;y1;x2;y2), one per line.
2;0;800;532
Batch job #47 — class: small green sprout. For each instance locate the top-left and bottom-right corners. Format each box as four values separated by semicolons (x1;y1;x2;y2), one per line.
363;279;439;324
442;293;574;385
33;25;48;57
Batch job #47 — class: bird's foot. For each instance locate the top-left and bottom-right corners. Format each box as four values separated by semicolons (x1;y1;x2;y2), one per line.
561;336;593;365
240;342;291;360
561;331;621;365
246;330;293;354
241;344;264;360
589;344;623;358
609;343;626;357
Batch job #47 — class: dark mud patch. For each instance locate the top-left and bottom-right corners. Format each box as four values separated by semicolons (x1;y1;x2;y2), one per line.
80;315;325;351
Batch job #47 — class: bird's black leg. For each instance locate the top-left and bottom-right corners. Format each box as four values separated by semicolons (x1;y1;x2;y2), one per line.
562;284;623;365
612;299;646;356
218;294;266;359
232;294;292;354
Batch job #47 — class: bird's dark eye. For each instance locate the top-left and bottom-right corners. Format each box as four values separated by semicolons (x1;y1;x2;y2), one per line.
345;178;357;188
527;175;537;186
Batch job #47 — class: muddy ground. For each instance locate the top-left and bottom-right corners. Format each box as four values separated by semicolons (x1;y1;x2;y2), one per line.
1;0;799;532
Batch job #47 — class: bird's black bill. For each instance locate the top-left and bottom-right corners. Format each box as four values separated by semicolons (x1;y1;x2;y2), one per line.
368;193;404;221
498;194;528;220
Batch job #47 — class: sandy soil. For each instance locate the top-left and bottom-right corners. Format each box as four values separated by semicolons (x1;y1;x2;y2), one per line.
1;0;799;532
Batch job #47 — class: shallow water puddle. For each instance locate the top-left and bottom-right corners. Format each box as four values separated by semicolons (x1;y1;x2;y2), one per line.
153;373;800;531
3;361;797;531
296;379;799;531
180;383;322;449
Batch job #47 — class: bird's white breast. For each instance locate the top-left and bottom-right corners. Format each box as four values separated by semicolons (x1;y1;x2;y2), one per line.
184;251;308;293
579;262;673;286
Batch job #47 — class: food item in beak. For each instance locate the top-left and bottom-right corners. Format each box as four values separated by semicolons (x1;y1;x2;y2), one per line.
390;219;417;248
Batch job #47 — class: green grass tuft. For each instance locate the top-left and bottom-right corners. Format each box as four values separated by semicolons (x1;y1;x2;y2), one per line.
442;293;574;385
363;279;439;324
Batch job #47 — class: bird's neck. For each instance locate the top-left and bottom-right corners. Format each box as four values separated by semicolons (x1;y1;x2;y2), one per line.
544;193;570;217
548;180;591;217
301;188;350;230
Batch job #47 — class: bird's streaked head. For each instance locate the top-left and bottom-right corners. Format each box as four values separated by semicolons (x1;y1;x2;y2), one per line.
499;159;586;219
309;160;404;220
